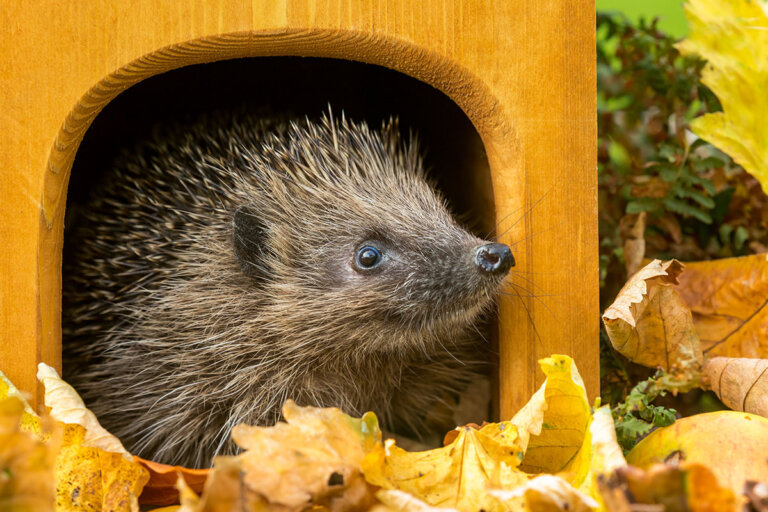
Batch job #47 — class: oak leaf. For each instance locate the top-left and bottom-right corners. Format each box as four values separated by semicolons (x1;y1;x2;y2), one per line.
234;400;378;511
362;422;527;511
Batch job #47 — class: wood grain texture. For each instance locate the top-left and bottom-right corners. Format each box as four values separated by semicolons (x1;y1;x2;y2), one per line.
0;0;598;415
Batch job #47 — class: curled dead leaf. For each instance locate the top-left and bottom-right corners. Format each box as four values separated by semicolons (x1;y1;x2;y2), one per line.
514;355;591;481
135;457;209;507
702;357;768;418
602;259;703;371
37;364;129;458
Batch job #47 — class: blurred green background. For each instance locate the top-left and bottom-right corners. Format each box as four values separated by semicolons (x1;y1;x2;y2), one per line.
597;0;688;37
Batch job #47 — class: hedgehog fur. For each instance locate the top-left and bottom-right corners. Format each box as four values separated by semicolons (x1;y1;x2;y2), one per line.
62;110;511;468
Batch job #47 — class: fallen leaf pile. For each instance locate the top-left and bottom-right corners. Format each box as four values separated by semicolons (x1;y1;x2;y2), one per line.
3;341;768;511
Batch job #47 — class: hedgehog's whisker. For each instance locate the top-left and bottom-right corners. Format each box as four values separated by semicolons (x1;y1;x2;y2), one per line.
493;187;553;241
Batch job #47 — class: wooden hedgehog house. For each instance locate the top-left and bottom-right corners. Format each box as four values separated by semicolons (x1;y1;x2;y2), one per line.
0;1;598;422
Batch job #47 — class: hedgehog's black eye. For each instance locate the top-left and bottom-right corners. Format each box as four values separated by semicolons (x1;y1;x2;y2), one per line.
356;246;381;269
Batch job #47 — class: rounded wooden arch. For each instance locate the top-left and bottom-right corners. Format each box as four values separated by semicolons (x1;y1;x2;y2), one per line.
39;28;517;405
43;30;508;227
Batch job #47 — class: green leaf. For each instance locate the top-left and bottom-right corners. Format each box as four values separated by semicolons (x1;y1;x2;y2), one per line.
734;226;749;250
685;189;716;209
627;198;658;214
663;197;712;224
652;407;677;427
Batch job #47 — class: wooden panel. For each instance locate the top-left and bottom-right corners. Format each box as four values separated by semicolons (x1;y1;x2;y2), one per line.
0;0;598;415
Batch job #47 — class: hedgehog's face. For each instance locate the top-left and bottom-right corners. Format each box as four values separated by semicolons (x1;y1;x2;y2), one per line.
232;183;514;352
337;228;515;342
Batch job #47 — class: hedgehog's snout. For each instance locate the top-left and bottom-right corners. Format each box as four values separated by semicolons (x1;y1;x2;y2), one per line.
474;243;514;276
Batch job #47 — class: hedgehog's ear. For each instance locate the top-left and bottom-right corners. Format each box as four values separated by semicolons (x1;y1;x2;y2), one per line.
233;205;268;282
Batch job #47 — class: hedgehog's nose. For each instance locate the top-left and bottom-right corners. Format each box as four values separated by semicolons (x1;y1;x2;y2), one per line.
475;243;515;275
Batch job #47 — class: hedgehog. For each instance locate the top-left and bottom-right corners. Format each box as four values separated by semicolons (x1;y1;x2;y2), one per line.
62;110;514;468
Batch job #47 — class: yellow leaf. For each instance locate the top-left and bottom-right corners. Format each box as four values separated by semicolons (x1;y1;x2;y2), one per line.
372;489;460;512
488;475;598;512
626;411;768;500
677;0;768;194
515;355;592;484
0;371;42;435
0;396;57;512
231;400;379;510
37;364;129;457
602;259;703;370
362;355;594;512
362;424;527;512
674;254;768;358
586;407;625;477
36;364;148;512
582;406;626;511
702;357;768;417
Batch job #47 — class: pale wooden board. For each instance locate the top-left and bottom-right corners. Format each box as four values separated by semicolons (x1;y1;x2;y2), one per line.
0;0;598;416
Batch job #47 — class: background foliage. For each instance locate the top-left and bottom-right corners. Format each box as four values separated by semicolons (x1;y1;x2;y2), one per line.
597;12;768;447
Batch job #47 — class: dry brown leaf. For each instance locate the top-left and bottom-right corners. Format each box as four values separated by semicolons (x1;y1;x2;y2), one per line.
602;259;703;370
702;357;768;418
135;457;209;507
674;254;768;358
232;400;379;511
176;456;271;512
619;212;646;276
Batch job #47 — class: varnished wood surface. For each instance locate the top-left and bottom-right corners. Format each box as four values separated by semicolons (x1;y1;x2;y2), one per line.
0;1;598;415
